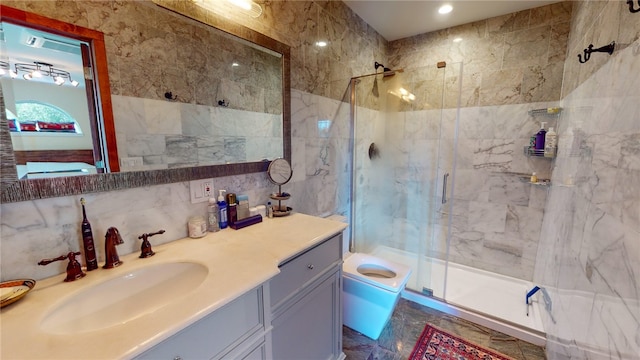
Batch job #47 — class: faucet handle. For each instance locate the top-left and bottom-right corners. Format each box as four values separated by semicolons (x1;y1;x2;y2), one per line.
138;230;165;258
38;252;86;282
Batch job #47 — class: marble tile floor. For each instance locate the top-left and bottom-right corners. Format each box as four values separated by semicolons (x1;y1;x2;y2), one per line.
343;298;546;360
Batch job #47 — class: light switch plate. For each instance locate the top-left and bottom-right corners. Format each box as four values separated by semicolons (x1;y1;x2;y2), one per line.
119;157;143;169
190;178;214;203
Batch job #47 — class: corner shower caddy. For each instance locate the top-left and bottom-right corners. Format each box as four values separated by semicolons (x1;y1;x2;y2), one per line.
525;107;562;158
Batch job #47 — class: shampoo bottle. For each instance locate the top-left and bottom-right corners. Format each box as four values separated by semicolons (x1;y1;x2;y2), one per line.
534;122;547;150
544;127;557;157
217;190;228;229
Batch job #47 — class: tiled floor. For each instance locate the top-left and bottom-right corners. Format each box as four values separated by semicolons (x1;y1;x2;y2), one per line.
342;298;547;360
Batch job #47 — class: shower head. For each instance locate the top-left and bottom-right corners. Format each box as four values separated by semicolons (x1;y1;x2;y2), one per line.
374;61;391;73
374;61;396;77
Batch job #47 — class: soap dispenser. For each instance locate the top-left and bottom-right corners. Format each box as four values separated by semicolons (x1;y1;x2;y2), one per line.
217;190;228;229
534;122;547;150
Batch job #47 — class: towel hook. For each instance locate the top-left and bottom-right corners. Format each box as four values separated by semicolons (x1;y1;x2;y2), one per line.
578;41;615;63
628;0;640;13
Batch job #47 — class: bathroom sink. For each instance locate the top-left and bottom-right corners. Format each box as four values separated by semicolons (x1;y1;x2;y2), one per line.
41;262;208;334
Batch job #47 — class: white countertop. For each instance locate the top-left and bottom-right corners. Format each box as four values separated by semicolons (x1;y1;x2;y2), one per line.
0;213;347;360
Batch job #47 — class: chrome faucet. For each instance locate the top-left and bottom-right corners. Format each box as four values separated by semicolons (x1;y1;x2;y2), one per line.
103;227;124;269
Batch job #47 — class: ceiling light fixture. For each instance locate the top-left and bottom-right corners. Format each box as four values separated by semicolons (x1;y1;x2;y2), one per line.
6;61;80;87
438;4;453;14
453;37;463;43
315;41;328;47
193;0;263;18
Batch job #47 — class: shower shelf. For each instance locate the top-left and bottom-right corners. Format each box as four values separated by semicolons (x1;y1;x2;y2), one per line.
524;146;556;158
518;176;552;186
528;107;562;117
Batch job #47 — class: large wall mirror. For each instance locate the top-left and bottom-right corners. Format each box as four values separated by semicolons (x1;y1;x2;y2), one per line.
0;1;291;203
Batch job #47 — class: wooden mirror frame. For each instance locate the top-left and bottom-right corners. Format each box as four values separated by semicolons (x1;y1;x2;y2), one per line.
0;4;291;203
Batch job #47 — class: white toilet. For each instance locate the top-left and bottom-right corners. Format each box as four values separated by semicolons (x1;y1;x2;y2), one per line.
325;215;412;340
342;252;412;340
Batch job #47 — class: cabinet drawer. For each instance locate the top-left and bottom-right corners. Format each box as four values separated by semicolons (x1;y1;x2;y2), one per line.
270;234;341;309
135;287;263;360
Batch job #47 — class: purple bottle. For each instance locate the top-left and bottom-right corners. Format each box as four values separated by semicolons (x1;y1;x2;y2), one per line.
534;122;547;150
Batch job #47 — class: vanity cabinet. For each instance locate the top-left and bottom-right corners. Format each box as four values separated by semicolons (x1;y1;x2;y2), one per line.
134;287;268;360
270;233;344;360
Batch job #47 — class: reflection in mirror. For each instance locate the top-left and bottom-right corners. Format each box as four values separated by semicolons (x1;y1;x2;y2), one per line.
111;22;284;171
0;2;290;203
1;21;109;179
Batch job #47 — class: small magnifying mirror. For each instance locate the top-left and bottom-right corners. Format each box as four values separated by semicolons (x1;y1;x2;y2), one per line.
267;158;293;185
267;158;293;217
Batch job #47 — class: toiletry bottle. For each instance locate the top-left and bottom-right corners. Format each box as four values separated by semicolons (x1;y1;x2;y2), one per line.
534;122;547;150
267;201;273;218
237;195;250;220
217;190;228;229
80;198;98;271
544;126;557;157
228;201;238;226
207;197;220;232
531;172;538;183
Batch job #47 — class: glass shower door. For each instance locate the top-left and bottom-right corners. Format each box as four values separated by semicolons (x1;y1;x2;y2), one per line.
350;62;461;298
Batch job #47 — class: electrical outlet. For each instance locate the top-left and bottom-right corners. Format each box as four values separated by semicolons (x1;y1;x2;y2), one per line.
202;180;212;198
190;178;214;203
119;157;143;169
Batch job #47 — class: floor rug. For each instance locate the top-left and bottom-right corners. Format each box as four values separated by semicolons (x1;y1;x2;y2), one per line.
409;323;516;360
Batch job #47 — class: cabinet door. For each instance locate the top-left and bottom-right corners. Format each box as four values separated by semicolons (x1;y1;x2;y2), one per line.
135;288;264;360
272;270;341;360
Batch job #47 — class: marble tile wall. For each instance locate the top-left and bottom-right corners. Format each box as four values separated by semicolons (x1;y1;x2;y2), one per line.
112;95;282;171
0;173;276;281
534;1;640;359
387;2;572;109
437;102;558;280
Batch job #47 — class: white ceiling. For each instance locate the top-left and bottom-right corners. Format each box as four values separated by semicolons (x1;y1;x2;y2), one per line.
2;22;85;87
343;0;562;41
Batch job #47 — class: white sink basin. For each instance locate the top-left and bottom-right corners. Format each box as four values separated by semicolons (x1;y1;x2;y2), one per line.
41;262;208;334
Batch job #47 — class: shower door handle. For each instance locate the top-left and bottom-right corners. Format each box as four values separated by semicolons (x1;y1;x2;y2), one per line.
442;173;449;204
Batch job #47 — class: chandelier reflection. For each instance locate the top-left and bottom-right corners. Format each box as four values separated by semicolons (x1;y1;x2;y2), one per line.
1;61;79;87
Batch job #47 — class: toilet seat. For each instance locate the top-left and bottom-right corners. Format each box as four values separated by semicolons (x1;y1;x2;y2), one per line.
343;253;411;292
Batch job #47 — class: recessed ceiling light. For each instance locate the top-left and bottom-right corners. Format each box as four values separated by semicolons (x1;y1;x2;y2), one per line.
438;4;453;14
453;37;463;43
315;41;328;47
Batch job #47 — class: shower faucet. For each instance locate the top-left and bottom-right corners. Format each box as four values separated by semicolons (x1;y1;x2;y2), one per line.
525;285;540;316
